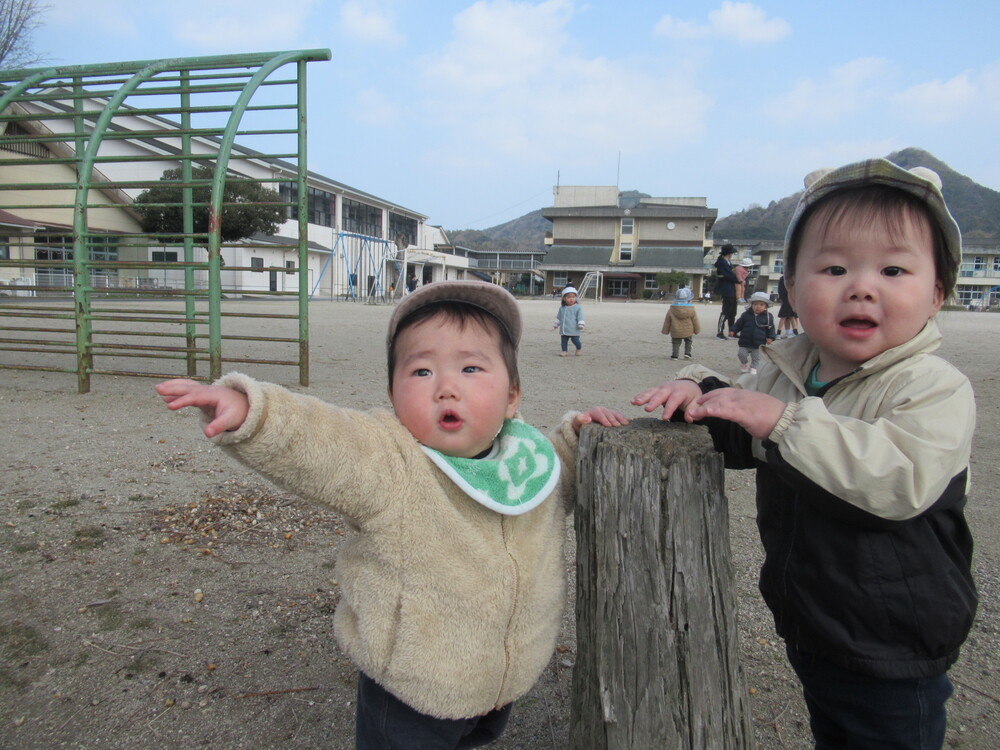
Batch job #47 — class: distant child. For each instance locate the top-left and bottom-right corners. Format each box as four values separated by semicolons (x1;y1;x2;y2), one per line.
156;281;627;749
731;291;776;374
632;159;977;750
661;285;700;360
554;285;585;356
734;257;753;302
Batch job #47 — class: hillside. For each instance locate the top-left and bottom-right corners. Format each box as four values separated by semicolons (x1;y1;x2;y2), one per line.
449;210;550;254
714;148;1000;240
449;149;1000;250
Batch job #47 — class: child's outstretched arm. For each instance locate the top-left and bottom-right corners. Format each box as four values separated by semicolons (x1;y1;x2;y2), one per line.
571;406;628;434
156;379;250;438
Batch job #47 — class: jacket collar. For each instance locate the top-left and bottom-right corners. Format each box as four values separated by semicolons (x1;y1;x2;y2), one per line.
763;318;943;394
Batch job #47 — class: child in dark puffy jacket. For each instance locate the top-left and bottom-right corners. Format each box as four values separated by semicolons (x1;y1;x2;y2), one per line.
731;291;776;374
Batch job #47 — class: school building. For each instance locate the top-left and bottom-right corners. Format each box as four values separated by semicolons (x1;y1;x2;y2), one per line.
538;186;718;301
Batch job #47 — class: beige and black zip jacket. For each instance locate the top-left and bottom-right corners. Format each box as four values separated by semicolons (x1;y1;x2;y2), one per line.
678;319;978;678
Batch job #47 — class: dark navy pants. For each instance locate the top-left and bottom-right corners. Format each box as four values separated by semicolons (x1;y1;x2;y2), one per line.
560;334;581;352
786;646;952;750
355;672;512;749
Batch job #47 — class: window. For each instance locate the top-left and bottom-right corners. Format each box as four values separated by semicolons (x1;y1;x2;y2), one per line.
554;274;569;288
88;234;118;265
0;236;8;260
36;232;119;285
285;261;295;275
994;256;1000;272
621;217;634;236
619;242;633;262
608;279;630;297
342;198;383;237
773;256;784;274
644;274;657;290
279;182;335;227
389;213;418;248
251;257;264;272
152;250;178;263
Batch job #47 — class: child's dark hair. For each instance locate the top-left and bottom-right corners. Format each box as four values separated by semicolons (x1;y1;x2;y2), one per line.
387;302;520;393
785;185;958;297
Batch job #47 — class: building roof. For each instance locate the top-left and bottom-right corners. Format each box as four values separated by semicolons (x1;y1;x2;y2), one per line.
15;97;427;221
542;204;718;223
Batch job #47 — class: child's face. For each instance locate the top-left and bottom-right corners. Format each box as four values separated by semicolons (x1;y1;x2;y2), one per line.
789;206;944;381
751;301;768;314
563;293;577;305
389;315;520;458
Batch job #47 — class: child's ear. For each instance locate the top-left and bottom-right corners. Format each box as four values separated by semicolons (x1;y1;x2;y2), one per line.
506;385;522;418
931;280;945;315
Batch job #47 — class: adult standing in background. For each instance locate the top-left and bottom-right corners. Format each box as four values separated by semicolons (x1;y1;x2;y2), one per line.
714;245;740;339
776;274;799;338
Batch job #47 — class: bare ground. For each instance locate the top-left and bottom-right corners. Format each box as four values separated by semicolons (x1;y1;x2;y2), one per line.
0;299;997;749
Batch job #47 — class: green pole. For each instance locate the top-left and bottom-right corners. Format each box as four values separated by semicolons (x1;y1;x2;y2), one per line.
297;59;310;386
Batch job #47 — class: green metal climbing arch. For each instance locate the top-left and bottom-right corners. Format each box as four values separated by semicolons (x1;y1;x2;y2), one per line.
0;49;331;392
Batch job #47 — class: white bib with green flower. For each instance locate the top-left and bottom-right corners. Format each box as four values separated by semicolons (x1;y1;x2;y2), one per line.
420;419;560;516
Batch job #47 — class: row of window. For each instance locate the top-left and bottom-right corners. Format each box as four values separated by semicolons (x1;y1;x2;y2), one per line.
960;256;1000;274
279;183;336;228
276;181;417;244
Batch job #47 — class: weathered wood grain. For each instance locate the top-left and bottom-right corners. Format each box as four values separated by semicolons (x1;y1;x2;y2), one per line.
570;419;754;749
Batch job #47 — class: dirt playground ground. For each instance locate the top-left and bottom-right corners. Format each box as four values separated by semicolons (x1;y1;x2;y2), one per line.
0;298;997;749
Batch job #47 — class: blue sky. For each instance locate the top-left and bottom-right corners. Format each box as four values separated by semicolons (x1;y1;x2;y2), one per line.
29;0;1000;230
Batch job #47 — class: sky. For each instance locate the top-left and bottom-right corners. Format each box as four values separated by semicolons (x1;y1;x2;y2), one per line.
25;0;1000;230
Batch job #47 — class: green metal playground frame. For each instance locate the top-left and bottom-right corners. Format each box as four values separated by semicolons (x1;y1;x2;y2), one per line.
0;49;331;392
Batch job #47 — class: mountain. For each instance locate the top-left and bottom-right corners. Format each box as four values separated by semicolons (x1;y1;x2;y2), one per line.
449;210;550;254
448;149;1000;250
714;148;1000;241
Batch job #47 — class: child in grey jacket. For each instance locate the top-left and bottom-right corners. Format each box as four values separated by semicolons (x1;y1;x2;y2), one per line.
554;285;586;356
157;281;626;749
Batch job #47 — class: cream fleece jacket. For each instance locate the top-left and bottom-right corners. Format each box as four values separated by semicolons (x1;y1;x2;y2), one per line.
210;372;581;719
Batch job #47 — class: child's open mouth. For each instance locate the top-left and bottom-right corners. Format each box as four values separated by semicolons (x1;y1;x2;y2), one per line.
841;318;876;330
439;411;463;430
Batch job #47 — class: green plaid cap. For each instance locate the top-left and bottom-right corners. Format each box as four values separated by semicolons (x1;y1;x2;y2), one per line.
784;158;962;265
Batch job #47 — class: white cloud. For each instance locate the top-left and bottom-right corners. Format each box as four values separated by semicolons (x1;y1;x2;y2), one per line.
654;1;790;44
892;61;1000;123
339;1;404;46
761;58;891;125
420;0;711;170
425;0;575;92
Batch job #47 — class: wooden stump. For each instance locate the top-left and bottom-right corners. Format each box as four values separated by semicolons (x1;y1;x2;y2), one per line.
570;419;754;749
